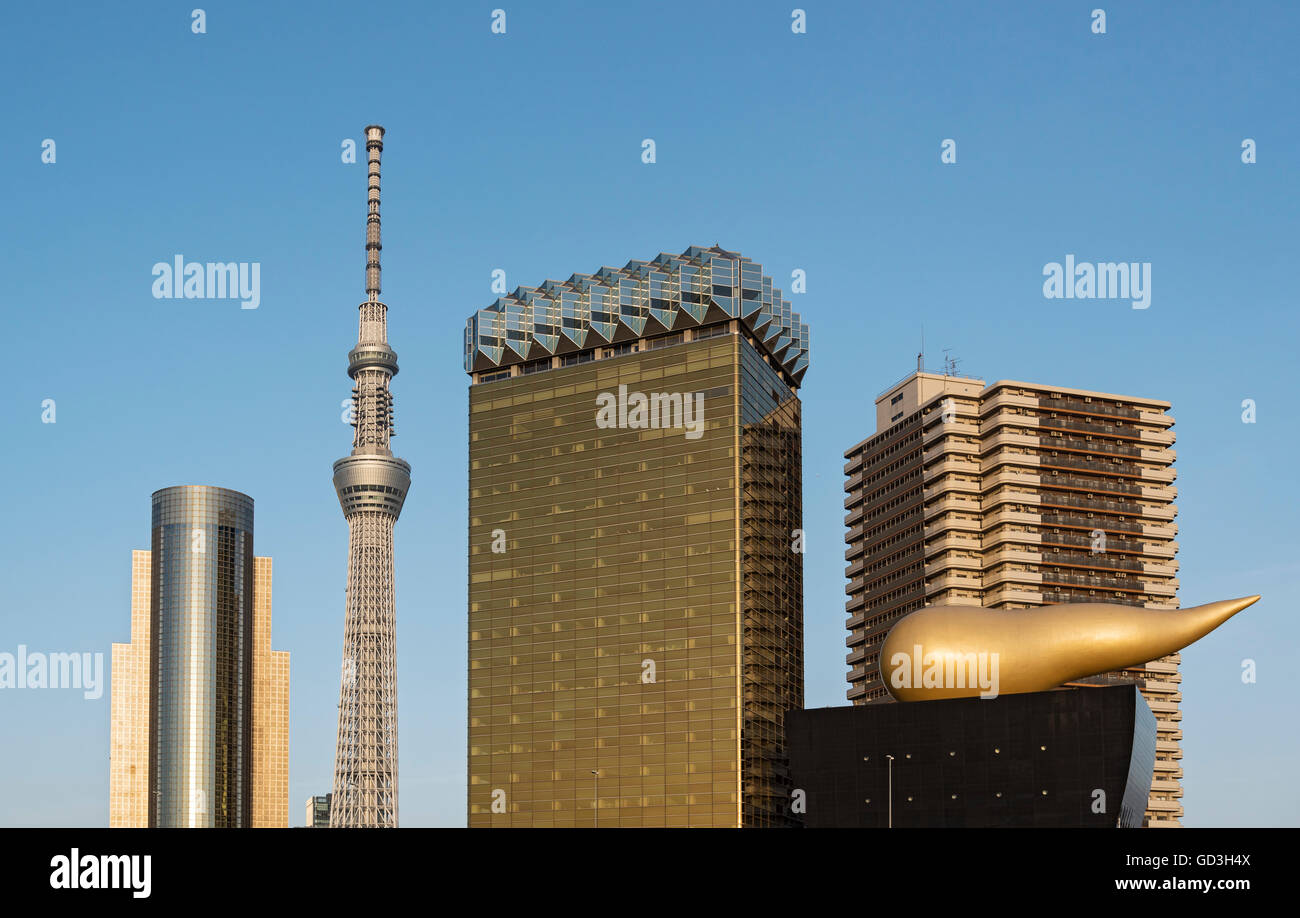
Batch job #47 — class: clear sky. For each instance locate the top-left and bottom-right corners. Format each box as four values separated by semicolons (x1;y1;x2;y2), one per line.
2;1;1296;827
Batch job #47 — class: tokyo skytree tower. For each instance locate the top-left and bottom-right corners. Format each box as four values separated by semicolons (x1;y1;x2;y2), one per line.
330;125;410;827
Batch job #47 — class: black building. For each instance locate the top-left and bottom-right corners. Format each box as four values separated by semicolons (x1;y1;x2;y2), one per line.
787;685;1156;827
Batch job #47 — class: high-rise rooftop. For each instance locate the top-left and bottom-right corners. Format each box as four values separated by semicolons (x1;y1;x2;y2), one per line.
464;244;809;386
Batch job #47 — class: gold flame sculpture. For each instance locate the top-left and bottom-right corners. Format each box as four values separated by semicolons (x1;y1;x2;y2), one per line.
880;596;1259;701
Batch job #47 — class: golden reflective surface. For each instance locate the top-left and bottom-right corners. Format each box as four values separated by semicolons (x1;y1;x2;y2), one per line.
881;595;1258;701
468;332;802;827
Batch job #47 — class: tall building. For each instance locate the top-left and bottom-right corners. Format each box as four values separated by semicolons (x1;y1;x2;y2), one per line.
843;369;1182;825
330;124;410;828
109;486;289;827
305;793;332;828
465;245;808;827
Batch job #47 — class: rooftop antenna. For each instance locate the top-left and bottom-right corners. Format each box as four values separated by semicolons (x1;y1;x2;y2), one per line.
942;348;961;377
917;326;925;373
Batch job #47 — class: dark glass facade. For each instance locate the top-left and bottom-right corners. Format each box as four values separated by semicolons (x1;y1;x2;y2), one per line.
149;485;254;828
308;793;333;828
786;685;1156;827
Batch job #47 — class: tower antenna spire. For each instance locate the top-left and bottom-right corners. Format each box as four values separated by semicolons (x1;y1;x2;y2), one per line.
365;124;383;303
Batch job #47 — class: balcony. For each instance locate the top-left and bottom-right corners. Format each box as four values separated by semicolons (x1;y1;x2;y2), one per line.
1141;561;1179;577
1039;453;1140;477
982;586;1043;605
1139;427;1177;446
1039;492;1144;517
1039;511;1144;535
981;568;1043;589
922;479;980;501
981;507;1042;529
1037;551;1149;574
923;496;981;520
1039;530;1146;554
1039;571;1146;592
924;533;982;555
1039;472;1147;497
1043;436;1145;459
977;429;1040;455
981;528;1042;549
1140;679;1181;695
922;419;979;446
1137;465;1177;484
923;440;979;464
981;468;1042;491
929;553;986;574
1037;397;1144;421
982;546;1044;567
925;572;984;593
923;456;981;477
1037;415;1159;442
978;390;1039;416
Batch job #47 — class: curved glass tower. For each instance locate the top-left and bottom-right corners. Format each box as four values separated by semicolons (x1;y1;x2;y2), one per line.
329;124;410;827
149;485;254;828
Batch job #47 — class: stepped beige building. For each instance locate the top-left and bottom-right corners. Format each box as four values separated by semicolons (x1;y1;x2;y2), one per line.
108;550;154;827
844;370;1183;826
251;556;291;828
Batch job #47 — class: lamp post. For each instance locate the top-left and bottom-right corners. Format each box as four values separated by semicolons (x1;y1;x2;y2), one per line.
886;755;895;828
591;769;599;828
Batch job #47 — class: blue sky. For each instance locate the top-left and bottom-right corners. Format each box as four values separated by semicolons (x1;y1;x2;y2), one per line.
1;1;1296;827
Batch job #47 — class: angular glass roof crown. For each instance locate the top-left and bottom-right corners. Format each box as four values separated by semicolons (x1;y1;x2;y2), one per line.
464;245;810;386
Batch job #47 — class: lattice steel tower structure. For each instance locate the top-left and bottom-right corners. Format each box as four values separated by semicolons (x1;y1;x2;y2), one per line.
329;124;410;828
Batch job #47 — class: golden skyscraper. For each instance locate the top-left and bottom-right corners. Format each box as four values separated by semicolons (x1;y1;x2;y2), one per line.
844;370;1182;825
465;246;808;827
109;487;289;827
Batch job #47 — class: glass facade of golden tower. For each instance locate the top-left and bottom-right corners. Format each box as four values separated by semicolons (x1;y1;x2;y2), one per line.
109;486;289;828
466;246;808;827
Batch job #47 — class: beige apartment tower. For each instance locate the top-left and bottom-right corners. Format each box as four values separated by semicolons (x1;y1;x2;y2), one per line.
844;370;1182;826
110;486;289;828
465;246;809;827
